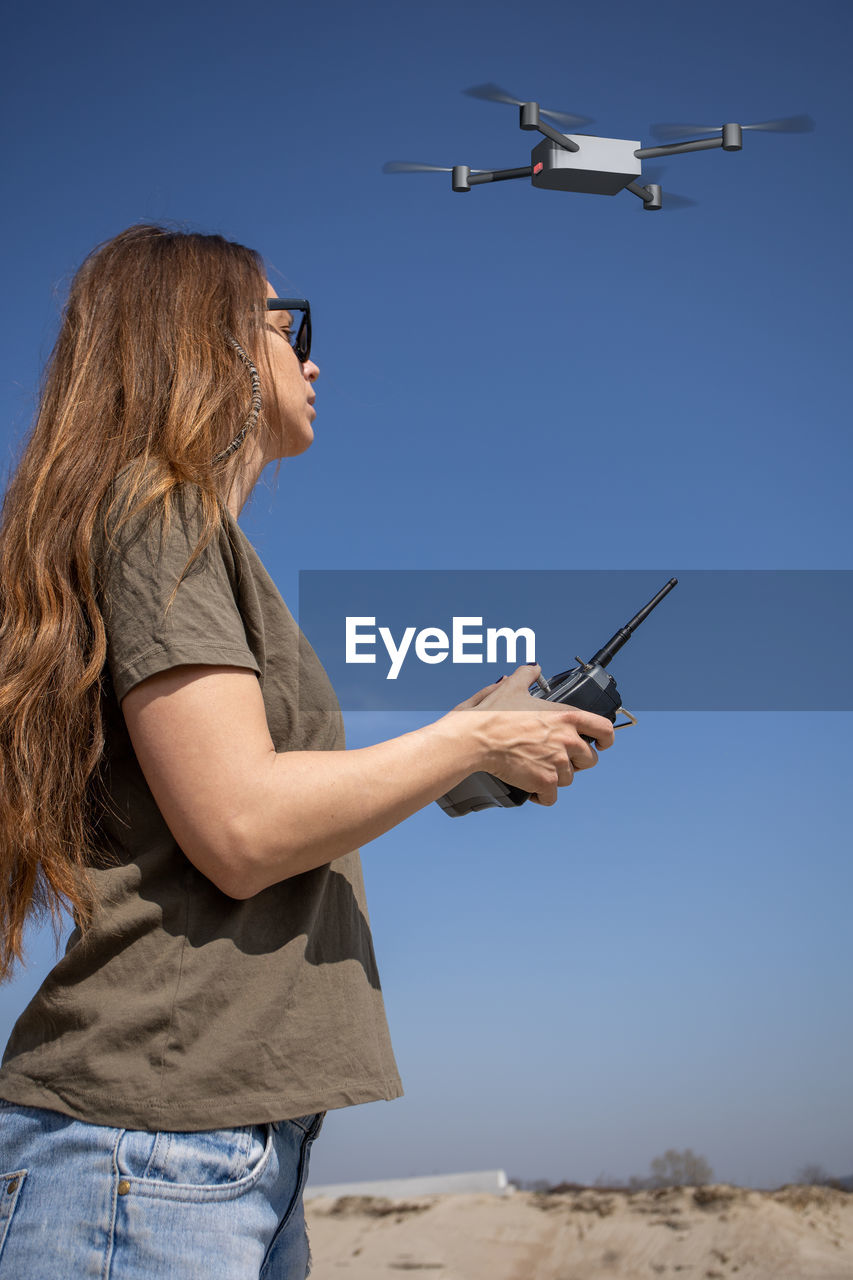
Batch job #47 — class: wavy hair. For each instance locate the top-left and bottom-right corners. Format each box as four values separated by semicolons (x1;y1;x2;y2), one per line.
0;223;273;980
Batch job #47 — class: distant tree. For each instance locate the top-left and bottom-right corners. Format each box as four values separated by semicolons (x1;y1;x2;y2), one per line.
647;1148;713;1188
796;1164;831;1186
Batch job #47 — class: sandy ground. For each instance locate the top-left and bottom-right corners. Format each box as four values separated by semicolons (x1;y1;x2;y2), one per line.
305;1184;853;1279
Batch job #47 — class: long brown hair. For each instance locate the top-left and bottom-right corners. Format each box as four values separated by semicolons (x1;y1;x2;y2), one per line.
0;223;273;981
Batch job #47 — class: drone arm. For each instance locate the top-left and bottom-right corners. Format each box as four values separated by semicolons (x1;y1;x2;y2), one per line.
469;166;534;184
531;118;581;153
635;137;725;159
519;103;580;153
454;165;533;191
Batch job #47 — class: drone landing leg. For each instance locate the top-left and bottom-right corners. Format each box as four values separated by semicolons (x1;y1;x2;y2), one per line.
626;181;662;210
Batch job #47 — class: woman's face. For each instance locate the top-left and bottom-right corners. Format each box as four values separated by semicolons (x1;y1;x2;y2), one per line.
261;280;319;459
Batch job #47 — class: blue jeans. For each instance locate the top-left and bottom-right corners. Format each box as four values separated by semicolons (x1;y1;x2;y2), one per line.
0;1099;323;1278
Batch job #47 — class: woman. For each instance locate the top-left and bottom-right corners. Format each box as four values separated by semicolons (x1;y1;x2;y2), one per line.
0;224;612;1278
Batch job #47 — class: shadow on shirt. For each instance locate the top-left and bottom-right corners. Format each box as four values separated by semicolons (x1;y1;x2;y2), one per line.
131;855;385;992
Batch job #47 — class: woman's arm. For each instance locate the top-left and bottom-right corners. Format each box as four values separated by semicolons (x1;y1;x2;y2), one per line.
121;662;614;899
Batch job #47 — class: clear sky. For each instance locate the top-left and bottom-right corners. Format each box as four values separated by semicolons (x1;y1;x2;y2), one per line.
1;0;851;1190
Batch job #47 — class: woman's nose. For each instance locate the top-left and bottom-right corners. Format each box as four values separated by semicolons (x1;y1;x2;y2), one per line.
303;359;319;383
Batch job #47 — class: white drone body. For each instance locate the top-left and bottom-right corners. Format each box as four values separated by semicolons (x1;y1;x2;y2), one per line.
530;135;641;195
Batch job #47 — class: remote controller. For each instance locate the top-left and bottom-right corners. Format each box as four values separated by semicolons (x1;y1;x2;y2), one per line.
436;578;678;817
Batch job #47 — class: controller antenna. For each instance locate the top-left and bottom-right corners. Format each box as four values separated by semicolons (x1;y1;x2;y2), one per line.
588;578;678;669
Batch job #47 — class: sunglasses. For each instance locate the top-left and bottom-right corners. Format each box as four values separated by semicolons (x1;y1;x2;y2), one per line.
266;298;312;364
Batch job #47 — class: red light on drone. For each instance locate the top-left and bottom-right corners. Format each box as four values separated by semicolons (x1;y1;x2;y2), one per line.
533;162;543;174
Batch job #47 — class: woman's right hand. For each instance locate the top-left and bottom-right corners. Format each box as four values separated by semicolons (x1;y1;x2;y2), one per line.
441;663;616;806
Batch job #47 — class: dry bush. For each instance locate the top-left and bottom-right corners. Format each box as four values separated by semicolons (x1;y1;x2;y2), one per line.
325;1196;430;1218
693;1185;739;1209
773;1185;849;1212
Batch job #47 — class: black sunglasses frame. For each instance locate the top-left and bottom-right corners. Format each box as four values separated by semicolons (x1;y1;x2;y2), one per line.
266;298;312;364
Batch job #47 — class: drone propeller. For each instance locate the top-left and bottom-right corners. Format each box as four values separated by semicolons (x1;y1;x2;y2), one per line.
462;82;594;130
381;161;490;178
641;166;697;210
382;161;454;174
649;114;814;141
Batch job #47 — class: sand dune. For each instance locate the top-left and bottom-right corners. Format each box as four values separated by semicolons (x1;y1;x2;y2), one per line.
306;1184;853;1279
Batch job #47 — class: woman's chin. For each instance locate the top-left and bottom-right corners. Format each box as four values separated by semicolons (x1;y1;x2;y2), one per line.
285;426;315;458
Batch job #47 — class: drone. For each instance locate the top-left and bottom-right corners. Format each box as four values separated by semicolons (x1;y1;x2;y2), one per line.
384;83;814;211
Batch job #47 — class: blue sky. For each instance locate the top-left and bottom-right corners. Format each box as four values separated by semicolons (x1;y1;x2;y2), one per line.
1;0;851;1189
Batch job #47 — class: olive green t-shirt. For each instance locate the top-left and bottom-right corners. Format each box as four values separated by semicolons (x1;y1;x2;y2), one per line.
0;476;402;1130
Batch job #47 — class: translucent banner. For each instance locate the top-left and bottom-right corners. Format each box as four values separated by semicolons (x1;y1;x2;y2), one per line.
297;570;853;711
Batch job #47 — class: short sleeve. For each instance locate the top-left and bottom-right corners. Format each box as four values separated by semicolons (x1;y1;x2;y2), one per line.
95;484;261;703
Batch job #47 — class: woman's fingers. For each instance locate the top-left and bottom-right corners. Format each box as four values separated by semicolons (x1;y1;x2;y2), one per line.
451;676;506;712
532;759;570;804
554;761;574;789
563;709;614;752
569;741;599;772
449;662;615;803
480;666;615;749
530;771;560;805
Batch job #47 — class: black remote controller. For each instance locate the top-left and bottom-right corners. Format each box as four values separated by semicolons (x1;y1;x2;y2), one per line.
436;578;678;817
